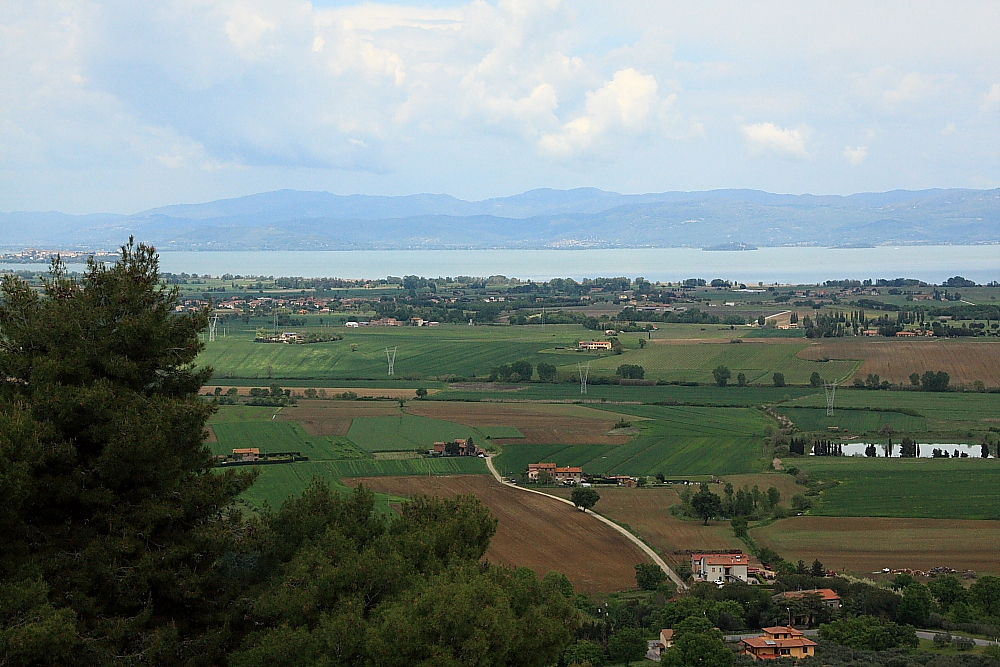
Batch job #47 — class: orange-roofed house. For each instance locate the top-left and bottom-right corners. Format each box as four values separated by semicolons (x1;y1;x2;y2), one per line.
527;463;584;484
232;448;260;462
740;626;817;660
692;552;750;583
775;589;842;625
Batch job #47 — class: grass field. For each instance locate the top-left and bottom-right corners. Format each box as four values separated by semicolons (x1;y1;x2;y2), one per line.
795;457;1000;519
573;340;859;385
783;389;1000;434
345;475;650;595
798;338;1000;387
209;421;368;460
198;324;597;380
346;414;480;451
492;404;771;476
776;407;927;434
430;382;823;405
752;516;1000;575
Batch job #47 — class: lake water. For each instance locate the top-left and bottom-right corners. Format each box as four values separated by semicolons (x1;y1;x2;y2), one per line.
2;245;998;282
813;443;990;458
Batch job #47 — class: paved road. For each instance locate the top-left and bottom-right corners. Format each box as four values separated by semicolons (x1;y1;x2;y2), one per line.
916;631;999;647
483;455;688;590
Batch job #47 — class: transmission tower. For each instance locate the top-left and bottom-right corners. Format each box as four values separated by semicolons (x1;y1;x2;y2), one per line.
823;381;837;417
578;362;590;395
385;347;397;376
208;314;219;342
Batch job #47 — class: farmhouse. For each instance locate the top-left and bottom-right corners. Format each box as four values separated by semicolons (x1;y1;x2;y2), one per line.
431;438;481;456
740;626;817;660
579;341;613;350
774;589;842;625
527;462;585;484
692;552;750;583
232;448;260;462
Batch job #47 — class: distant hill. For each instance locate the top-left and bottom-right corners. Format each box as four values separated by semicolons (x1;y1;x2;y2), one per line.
2;187;998;251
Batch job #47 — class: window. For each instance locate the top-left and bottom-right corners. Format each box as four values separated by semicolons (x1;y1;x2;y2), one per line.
780;649;790;655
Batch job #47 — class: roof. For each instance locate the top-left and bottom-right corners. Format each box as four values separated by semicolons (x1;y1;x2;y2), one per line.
698;554;749;566
233;448;260;455
660;629;674;640
779;588;841;601
528;462;557;469
555;467;583;473
742;636;816;649
761;626;804;637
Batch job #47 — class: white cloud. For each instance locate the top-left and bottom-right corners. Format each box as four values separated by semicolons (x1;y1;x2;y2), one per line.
983;83;1000;112
538;68;661;157
843;145;868;165
741;122;810;159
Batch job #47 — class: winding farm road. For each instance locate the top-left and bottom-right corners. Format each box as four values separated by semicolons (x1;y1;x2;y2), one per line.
484;455;688;590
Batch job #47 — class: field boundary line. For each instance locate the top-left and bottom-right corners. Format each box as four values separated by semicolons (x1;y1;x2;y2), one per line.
485;455;688;590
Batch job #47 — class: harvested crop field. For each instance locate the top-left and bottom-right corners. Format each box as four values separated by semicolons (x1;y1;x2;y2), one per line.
540;486;743;569
798;339;1000;386
406;402;634;445
752;516;1000;575
345;475;649;594
274;403;401;437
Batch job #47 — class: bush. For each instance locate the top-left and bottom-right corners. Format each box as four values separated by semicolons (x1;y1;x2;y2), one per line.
772;372;786;387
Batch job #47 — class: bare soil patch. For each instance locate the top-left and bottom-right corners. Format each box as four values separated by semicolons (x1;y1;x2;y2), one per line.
798;339;1000;386
203;426;217;443
753;516;1000;575
275;403;401;437
539;486;743;569
346;475;648;595
407;402;633;445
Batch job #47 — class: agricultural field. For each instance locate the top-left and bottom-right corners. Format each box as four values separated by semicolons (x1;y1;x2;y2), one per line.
429;382;823;405
275;402;401;437
492;404;771;477
752;516;1000;575
794;457;1000;520
798;338;1000;387
574;339;859;385
775;407;927;434
406;401;632;445
782;388;1000;434
208;421;367;461
345;475;649;595
197;324;595;380
346;414;480;451
205;384;439;399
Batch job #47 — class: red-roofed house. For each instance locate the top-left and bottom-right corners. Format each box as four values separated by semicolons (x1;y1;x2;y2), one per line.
740;626;817;660
692;553;750;583
775;589;842;625
527;463;584;484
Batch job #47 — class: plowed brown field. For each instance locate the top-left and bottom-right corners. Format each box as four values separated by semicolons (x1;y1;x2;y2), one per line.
275;403;401;436
406;402;632;445
753;516;1000;575
345;475;648;594
798;339;1000;386
540;486;745;568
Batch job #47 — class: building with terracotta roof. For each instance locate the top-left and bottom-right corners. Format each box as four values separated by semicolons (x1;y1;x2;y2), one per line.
527;463;584;484
740;626;817;660
692;552;750;583
774;589;842;626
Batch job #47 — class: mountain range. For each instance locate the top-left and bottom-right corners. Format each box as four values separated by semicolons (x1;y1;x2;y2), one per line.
2;187;998;251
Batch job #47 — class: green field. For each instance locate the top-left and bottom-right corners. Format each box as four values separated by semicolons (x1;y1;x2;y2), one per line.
783;389;1000;434
198;324;596;380
492;404;770;477
346;414;480;452
431;382;822;405
776;407;927;434
210;421;368;460
572;340;859;385
795;457;1000;520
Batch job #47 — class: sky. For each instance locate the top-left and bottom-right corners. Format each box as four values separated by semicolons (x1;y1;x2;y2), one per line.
1;0;998;213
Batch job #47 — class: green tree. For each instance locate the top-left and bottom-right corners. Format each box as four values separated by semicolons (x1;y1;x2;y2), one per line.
0;241;256;664
415;387;428;398
736;372;747;387
767;487;781;508
810;559;826;577
563;639;606;667
536;469;553;485
607;628;646;666
662;616;733;667
616;364;645;379
810;371;823;387
635;563;667;590
511;359;533;381
712;365;732;387
772;372;786;387
898;583;932;626
929;575;968;613
571;487;601;511
757;315;766;326
909;372;921;386
536;362;558;382
970;575;1000;617
818;615;918;651
691;484;723;525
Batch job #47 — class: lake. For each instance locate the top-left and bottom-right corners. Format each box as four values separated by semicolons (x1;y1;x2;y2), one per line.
2;245;998;282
